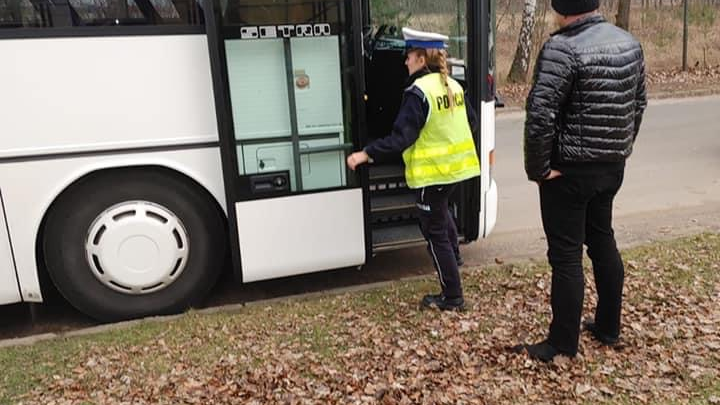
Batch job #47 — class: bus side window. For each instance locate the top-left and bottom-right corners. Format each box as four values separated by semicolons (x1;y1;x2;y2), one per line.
0;0;44;27
0;0;203;28
223;1;338;26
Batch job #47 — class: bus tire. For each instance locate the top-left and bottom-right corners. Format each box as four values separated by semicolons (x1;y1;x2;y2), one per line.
42;168;226;322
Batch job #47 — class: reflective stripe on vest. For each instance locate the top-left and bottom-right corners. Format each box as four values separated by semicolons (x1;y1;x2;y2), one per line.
402;73;481;188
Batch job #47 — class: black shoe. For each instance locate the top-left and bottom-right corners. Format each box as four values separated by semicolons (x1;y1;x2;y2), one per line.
582;319;620;346
420;294;465;311
510;340;568;363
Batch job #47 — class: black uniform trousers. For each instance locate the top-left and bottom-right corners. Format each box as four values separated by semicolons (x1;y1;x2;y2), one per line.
416;183;462;299
539;169;625;355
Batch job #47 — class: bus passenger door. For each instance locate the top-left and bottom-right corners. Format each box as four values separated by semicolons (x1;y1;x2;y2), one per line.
205;0;369;282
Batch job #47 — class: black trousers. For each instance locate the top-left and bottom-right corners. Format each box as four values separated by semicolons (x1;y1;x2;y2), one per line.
416;184;462;298
539;170;625;355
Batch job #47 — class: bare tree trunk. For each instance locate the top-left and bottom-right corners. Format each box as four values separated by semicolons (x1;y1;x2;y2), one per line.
616;0;632;30
531;0;550;65
507;0;537;84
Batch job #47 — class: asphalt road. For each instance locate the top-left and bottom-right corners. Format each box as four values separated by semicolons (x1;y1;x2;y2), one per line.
2;96;719;343
493;95;720;234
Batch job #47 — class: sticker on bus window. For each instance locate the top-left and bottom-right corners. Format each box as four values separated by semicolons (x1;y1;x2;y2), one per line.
294;70;310;90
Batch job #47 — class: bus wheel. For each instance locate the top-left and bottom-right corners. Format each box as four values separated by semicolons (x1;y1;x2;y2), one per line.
42;168;226;322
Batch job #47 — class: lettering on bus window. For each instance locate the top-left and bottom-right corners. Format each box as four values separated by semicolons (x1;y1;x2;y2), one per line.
240;23;331;40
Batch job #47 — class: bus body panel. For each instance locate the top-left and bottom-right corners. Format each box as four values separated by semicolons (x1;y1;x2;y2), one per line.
479;100;497;237
484;179;498;237
0;34;226;304
236;188;365;283
0;35;216;159
0;148;226;303
0;1;498;314
0;193;22;305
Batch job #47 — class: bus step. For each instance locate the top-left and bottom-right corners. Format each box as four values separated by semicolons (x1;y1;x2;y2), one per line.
371;193;415;212
368;163;408;195
372;224;425;250
368;180;407;194
370;192;415;224
368;164;404;181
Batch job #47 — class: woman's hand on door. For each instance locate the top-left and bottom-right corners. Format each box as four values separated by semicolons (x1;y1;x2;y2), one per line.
347;151;370;171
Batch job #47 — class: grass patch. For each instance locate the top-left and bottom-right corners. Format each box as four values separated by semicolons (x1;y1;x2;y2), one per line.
1;234;719;404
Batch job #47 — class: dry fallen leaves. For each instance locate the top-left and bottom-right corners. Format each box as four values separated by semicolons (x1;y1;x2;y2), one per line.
3;234;719;405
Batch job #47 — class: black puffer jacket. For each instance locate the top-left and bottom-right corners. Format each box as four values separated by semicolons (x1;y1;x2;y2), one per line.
524;15;647;182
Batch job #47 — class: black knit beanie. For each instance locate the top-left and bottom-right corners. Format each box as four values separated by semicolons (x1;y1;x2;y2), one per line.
551;0;600;16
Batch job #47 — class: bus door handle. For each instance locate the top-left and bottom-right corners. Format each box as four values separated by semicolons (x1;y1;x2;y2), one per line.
298;143;354;155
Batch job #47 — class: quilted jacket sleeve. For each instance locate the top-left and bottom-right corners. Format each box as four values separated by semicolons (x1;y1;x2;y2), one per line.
633;52;648;142
523;40;576;182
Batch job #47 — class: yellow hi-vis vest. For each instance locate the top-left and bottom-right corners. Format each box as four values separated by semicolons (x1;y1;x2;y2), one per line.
402;73;481;189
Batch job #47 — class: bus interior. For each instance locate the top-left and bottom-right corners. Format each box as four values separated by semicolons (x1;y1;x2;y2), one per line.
363;26;473;251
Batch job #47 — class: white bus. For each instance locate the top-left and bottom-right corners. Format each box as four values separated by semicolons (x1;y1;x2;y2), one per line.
0;0;498;321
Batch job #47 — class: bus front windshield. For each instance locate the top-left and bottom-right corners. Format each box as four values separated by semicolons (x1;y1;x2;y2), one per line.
368;0;467;64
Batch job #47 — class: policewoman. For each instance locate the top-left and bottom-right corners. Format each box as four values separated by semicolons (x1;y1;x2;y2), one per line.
347;28;480;311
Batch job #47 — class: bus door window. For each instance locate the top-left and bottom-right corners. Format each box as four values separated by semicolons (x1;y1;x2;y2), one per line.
219;0;356;197
365;1;468;144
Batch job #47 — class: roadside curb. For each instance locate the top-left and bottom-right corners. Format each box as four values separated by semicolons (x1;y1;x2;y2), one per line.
496;92;720;120
495;89;720;115
648;88;720;100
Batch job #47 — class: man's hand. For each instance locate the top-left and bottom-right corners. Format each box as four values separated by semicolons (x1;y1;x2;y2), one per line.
535;169;563;185
347;151;370;171
545;169;563;180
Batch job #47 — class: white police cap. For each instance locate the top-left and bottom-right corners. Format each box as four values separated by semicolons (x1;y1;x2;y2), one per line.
402;27;449;50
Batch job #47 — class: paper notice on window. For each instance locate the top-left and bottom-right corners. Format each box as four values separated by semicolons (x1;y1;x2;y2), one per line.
290;36;344;136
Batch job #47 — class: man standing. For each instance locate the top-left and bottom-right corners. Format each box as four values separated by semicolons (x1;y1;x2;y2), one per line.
517;0;647;362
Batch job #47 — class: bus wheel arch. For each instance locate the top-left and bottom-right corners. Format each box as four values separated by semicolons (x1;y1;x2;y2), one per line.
37;165;228;321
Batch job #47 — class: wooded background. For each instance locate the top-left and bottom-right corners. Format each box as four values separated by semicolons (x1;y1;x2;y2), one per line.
501;0;719;84
371;0;719;88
